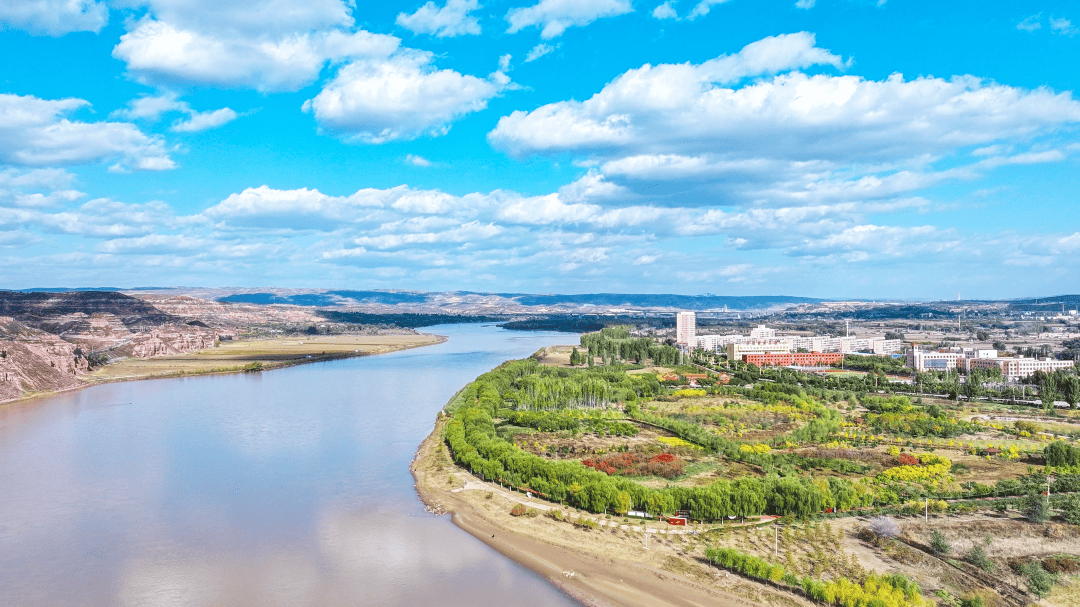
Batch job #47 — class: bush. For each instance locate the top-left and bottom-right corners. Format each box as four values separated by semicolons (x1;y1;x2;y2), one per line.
574;516;598;530
930;530;950;554
965;545;994;572
1024;492;1050;523
1061;495;1080;525
510;503;527;516
868;516;899;539
1020;562;1057;598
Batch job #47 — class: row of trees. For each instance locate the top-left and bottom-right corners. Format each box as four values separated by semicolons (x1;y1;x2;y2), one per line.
579;326;681;366
705;547;926;607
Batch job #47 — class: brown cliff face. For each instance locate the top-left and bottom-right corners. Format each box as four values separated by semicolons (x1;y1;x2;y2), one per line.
0;317;89;401
0;291;331;403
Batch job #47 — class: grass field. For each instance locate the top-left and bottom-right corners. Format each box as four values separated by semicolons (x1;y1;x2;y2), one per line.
88;333;445;382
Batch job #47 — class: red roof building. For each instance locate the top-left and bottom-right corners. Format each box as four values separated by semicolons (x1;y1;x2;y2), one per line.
743;351;844;367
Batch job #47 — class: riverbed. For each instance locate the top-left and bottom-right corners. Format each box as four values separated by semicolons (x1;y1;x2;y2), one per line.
0;324;582;607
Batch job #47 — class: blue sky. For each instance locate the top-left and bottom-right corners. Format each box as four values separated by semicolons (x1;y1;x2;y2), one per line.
0;0;1078;298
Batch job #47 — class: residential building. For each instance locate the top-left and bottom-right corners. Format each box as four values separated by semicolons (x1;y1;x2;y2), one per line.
676;311;696;348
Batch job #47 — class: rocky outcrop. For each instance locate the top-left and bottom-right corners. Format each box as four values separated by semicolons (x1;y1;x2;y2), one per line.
0;317;88;401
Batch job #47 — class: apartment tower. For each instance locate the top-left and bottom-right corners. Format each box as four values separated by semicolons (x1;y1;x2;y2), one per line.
676;311;696;348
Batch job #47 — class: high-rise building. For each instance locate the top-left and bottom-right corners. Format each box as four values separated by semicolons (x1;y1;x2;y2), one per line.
676;312;696;348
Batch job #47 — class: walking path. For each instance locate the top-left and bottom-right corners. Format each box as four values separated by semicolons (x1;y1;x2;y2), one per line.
454;477;779;535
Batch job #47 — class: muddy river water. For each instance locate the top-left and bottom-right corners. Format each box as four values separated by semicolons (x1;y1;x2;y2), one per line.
0;324;582;606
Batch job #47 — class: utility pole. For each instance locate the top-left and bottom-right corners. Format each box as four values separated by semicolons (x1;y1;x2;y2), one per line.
925;497;928;522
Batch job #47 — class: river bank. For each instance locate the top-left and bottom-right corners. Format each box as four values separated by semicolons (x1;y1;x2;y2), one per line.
1;332;446;407
412;414;775;607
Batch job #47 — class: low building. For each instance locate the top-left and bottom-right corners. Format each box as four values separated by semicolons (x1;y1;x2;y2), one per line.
743;351;845;367
726;339;790;361
965;355;1074;379
907;345;963;371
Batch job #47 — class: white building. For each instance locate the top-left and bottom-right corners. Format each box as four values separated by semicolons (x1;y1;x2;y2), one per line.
749;324;776;339
696;334;743;351
726;339;791;361
907;345;963;371
676;312;696;348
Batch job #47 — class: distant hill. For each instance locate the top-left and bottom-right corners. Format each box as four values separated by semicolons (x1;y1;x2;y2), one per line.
1009;295;1080;311
511;293;821;310
219;290;429;306
216;290;820;310
0;291;180;327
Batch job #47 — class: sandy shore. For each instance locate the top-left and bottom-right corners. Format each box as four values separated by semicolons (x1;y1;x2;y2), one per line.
411;414;791;607
2;333;446;407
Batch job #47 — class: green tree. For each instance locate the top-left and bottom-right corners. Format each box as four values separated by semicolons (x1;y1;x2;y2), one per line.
1023;492;1049;524
1020;562;1057;598
930;530;949;554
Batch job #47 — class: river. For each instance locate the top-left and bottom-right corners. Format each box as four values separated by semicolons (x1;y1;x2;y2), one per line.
0;324;583;607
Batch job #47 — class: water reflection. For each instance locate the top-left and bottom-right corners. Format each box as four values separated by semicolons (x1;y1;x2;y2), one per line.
0;325;581;607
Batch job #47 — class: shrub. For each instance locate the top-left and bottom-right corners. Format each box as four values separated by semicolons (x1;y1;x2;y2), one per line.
930;530;950;554
510;503;527;516
1023;492;1050;523
574;516;598;530
868;516;899;539
965;545;994;572
1061;495;1080;525
1020;562;1057;598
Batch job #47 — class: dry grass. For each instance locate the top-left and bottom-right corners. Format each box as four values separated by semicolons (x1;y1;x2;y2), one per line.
88;333;444;382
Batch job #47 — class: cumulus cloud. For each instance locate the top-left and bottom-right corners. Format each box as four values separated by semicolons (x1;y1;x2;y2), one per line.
506;0;633;39
405;154;432;166
397;0;482;37
794;0;815;8
304;51;506;143
488;32;1080;213
113;16;400;92
652;2;678;19
0;93;175;171
0;0;107;36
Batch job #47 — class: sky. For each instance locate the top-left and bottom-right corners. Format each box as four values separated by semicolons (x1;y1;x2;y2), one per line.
0;0;1078;298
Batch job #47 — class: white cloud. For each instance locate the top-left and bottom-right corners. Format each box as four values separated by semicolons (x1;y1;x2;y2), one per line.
525;43;558;62
113;17;400;92
171;108;239;132
499;54;512;71
652;2;677;19
506;0;633;39
129;0;356;37
686;0;730;20
0;93;175;171
557;168;631;202
405;154;432;166
0;0;107;36
114;93;189;121
115;93;239;133
794;0;815;8
489;35;1080;178
396;0;482;37
304;51;506;143
1050;17;1078;36
1018;14;1042;32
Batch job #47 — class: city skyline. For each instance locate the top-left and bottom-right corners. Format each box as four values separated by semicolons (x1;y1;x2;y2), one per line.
1;0;1078;297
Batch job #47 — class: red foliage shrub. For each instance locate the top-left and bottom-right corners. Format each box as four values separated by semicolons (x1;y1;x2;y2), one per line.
582;452;685;479
895;453;919;466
